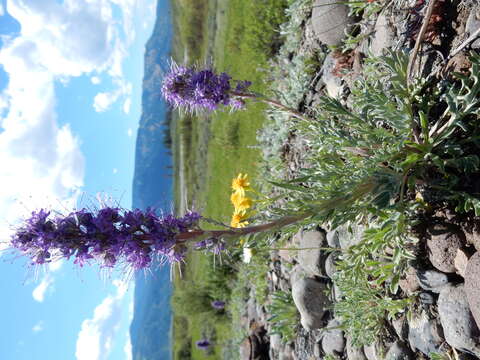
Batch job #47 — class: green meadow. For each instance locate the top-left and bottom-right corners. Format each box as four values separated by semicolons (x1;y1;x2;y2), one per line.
171;0;288;359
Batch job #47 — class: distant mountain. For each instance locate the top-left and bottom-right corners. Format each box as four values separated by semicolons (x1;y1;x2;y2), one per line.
129;1;174;359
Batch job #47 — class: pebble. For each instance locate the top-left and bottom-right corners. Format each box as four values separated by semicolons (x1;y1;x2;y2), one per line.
465;252;480;329
321;319;345;355
297;229;328;277
291;276;330;331
311;0;352;46
384;341;413;360
438;284;480;356
407;310;444;355
417;269;449;293
427;225;465;273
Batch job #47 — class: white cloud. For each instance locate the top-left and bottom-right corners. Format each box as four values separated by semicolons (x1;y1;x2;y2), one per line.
123;333;132;360
32;259;64;302
91;76;101;85
32;321;44;333
126;128;133;137
75;280;129;360
0;4;5;17
112;168;118;174
32;276;53;302
122;98;131;114
93;79;132;113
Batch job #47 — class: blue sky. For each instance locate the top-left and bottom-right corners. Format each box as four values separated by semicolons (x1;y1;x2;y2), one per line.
0;0;158;359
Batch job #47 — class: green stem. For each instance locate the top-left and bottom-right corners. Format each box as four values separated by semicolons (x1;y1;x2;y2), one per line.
231;91;314;122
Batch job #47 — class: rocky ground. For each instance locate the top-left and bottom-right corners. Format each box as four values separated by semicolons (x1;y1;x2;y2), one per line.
238;1;480;359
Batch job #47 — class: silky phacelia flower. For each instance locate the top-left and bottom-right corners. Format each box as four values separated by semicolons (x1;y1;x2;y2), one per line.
195;339;211;350
11;207;201;270
161;62;251;112
211;300;225;310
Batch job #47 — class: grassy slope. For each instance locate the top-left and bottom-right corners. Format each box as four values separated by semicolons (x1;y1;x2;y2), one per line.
171;0;288;359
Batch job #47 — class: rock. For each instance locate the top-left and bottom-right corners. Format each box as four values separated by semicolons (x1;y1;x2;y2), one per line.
311;0;352;46
363;342;381;360
297;229;328;277
325;252;337;279
327;230;341;248
322;52;344;98
427;225;465;273
279;230;302;263
392;315;408;341
466;8;480;49
313;342;322;358
407;310;444;355
419;292;435;305
338;224;365;249
270;334;282;352
346;336;367;360
370;13;395;56
438;284;480;356
399;266;420;295
455;249;470;278
291;276;330;330
384;341;413;360
279;345;295;360
417;269;449;293
321;319;345;355
247;294;258;321
465;252;480;329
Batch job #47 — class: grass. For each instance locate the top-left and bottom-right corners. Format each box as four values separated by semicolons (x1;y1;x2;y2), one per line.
171;0;289;359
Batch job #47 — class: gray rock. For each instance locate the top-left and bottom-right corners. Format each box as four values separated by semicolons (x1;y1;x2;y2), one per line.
455;248;469;277
465;252;480;329
466;8;480;49
279;230;302;263
311;0;352;46
291;276;330;330
408;310;444;355
399;266;420;295
297;229;328;277
346;336;367;360
419;292;435;305
327;230;341;248
279;345;295;360
325;252;337;279
384;341;413;360
417;269;449;293
338;224;365;249
270;334;282;352
427;225;465;273
313;342;322;358
438;284;480;356
363;342;381;360
370;13;395;56
321;319;345;355
392;315;408;341
322;52;344;99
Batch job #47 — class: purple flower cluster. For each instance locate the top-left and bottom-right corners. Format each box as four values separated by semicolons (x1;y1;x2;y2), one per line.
11;207;201;269
211;300;225;310
195;339;211;350
161;62;251;112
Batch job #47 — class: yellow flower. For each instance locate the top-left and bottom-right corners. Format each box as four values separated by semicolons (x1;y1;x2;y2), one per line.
230;192;252;211
231;173;250;195
231;210;249;228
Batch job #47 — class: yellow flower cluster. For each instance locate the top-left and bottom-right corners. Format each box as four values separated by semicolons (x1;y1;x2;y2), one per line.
230;173;252;228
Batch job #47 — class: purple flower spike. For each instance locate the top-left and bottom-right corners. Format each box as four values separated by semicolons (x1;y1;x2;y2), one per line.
211;300;225;310
195;339;211;350
161;62;251;112
11;207;201;270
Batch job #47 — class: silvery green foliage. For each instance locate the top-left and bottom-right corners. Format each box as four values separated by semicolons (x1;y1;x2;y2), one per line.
257;0;318;178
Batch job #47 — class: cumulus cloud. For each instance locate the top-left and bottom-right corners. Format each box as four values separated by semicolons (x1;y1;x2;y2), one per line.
91;76;101;85
75;280;129;360
93;79;132;113
126;128;133;137
32;321;44;333
0;0;144;240
31;260;64;302
0;4;4;16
